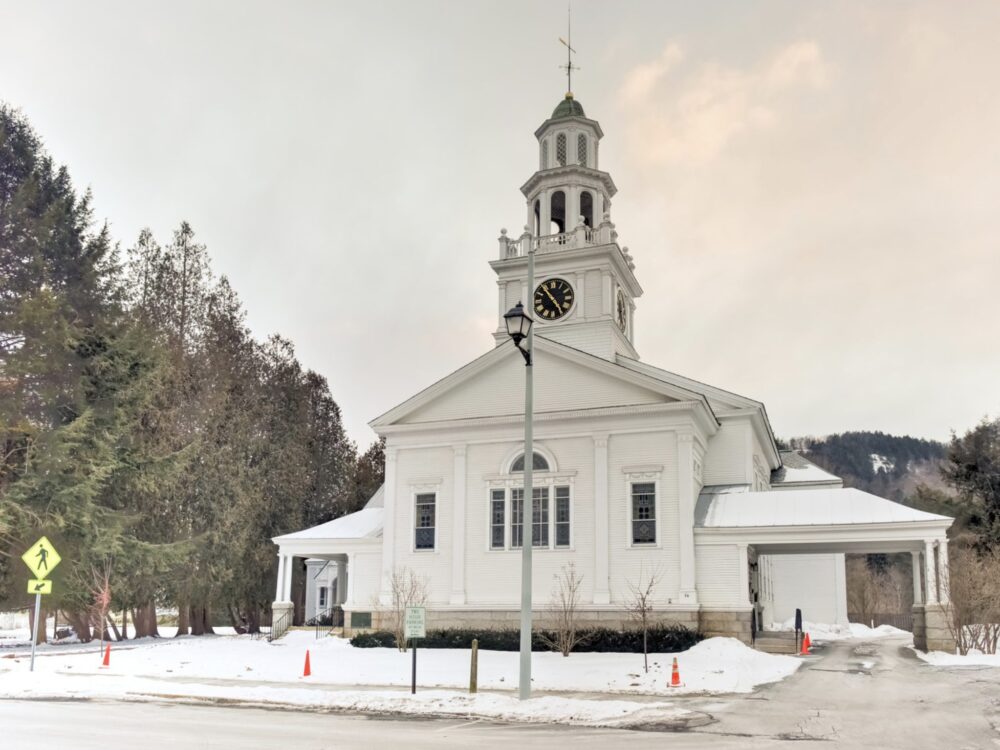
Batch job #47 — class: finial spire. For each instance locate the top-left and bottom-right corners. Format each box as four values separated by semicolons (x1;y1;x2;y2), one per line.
558;4;579;97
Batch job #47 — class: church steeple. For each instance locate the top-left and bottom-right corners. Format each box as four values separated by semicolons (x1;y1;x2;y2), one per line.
489;86;642;362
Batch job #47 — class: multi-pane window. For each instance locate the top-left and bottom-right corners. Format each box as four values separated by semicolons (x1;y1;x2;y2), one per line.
555;486;571;547
541;140;549;169
415;493;436;550
577;134;587;166
500;486;569;550
490;489;506;550
318;586;328;609
631;482;656;544
511;452;549;472
556;133;567;166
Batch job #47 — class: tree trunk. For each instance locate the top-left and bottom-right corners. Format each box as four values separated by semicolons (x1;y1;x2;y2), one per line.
121;608;128;640
66;610;93;642
175;602;190;636
29;604;48;645
247;607;261;635
144;602;160;637
106;615;122;641
189;605;204;636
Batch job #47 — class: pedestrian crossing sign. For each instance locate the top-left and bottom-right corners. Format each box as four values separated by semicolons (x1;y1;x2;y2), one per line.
27;579;52;595
21;536;61;579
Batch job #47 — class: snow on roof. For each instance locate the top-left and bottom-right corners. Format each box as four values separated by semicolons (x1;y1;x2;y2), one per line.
274;508;383;542
770;451;842;487
695;487;951;528
364;484;384;509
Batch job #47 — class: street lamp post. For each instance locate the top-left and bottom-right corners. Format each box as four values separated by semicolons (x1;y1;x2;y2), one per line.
503;243;535;701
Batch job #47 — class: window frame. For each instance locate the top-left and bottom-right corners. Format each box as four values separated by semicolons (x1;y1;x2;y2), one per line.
577;133;587;166
627;479;659;547
413;491;437;551
556;133;567;166
489;484;572;552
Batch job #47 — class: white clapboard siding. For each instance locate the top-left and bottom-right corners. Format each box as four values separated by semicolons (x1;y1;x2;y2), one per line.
695;544;743;608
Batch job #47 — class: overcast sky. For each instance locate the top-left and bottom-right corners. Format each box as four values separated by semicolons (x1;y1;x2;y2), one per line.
3;1;999;448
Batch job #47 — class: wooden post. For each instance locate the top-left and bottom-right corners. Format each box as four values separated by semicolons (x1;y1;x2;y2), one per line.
470;638;479;694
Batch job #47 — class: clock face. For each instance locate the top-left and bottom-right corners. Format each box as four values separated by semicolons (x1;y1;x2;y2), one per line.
533;278;574;321
616;289;628;331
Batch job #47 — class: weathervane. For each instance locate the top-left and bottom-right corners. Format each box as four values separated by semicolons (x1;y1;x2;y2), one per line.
559;5;579;96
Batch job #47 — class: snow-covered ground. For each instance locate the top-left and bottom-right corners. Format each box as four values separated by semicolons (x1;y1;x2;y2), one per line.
771;618;910;642
0;631;801;725
916;649;1000;667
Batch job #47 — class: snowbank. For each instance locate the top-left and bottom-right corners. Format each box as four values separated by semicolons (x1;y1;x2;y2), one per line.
771;618;909;642
0;632;799;698
0;671;694;728
916;650;1000;667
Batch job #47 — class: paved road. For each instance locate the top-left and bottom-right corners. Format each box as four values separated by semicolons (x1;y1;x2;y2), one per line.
2;636;998;749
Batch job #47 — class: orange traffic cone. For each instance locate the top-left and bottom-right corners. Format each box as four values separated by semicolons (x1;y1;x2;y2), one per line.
101;643;110;668
800;632;811;655
302;650;311;678
669;657;681;687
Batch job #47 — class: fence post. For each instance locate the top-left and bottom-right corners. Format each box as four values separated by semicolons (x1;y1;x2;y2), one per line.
470;638;478;694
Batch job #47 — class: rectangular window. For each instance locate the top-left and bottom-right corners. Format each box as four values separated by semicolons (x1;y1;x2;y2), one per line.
532;487;548;547
490;489;505;549
511;488;524;548
631;482;656;544
555;486;571;547
318;586;328;609
415;493;436;550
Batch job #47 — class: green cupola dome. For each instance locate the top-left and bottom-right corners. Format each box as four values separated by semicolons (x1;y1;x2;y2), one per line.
551;93;585;120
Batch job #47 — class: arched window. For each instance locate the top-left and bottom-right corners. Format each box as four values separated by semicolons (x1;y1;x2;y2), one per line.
577;134;587;166
550;190;566;234
533;199;541;237
511;452;549;472
541;140;548;169
556;133;567;166
580;191;594;228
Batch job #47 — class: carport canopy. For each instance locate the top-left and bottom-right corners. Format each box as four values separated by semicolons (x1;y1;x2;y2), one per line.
695;486;954;603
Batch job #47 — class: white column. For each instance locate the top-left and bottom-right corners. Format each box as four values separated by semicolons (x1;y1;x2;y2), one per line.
346;553;356;607
737;544;750;606
540;189;551;235
677;433;698;604
335;559;347;605
937;539;950;604
274;554;286;601
911;551;923;605
281;555;294;602
924;540;938;604
450;444;467;604
379;447;398;605
833;553;849;625
593;434;610;604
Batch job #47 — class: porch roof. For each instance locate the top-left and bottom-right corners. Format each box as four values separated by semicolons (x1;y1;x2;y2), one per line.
272;507;384;543
695;486;951;528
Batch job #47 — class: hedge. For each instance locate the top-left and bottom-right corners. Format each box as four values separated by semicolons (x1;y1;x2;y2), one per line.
350;623;702;653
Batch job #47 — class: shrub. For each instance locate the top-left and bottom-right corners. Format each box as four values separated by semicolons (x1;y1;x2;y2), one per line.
350;623;701;653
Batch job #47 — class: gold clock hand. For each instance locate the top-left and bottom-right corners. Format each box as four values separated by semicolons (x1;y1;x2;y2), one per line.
543;287;560;307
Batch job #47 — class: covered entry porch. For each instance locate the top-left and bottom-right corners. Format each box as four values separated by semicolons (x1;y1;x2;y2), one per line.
696;487;955;652
270;505;384;639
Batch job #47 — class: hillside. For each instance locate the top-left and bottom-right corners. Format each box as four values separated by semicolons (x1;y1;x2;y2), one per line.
782;431;953;503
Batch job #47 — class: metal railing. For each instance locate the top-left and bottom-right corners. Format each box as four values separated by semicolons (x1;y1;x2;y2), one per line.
848;612;914;632
267;607;293;643
305;606;344;639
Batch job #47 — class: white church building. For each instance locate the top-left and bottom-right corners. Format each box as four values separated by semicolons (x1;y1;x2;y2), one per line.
273;91;955;651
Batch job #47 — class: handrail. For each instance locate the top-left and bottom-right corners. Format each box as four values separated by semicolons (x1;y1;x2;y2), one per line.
267;607;293;643
305;605;344;639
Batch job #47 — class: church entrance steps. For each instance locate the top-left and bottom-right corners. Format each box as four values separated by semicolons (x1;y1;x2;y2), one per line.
754;631;799;654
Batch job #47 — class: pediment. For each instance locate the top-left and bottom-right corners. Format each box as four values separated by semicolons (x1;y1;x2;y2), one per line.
371;338;712;429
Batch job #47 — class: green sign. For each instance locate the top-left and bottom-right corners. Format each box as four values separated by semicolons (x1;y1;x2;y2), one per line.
404;606;426;640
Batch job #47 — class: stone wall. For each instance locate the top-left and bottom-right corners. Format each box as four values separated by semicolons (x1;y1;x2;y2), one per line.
912;604;955;653
699;610;752;643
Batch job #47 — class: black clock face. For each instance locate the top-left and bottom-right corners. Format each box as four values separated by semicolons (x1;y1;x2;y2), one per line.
534;278;574;321
616;290;628;331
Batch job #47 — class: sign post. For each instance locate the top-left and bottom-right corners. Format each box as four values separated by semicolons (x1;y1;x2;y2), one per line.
404;606;426;695
21;536;61;672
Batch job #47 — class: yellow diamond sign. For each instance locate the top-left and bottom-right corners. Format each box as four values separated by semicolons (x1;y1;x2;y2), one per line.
22;536;61;579
27;579;52;595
